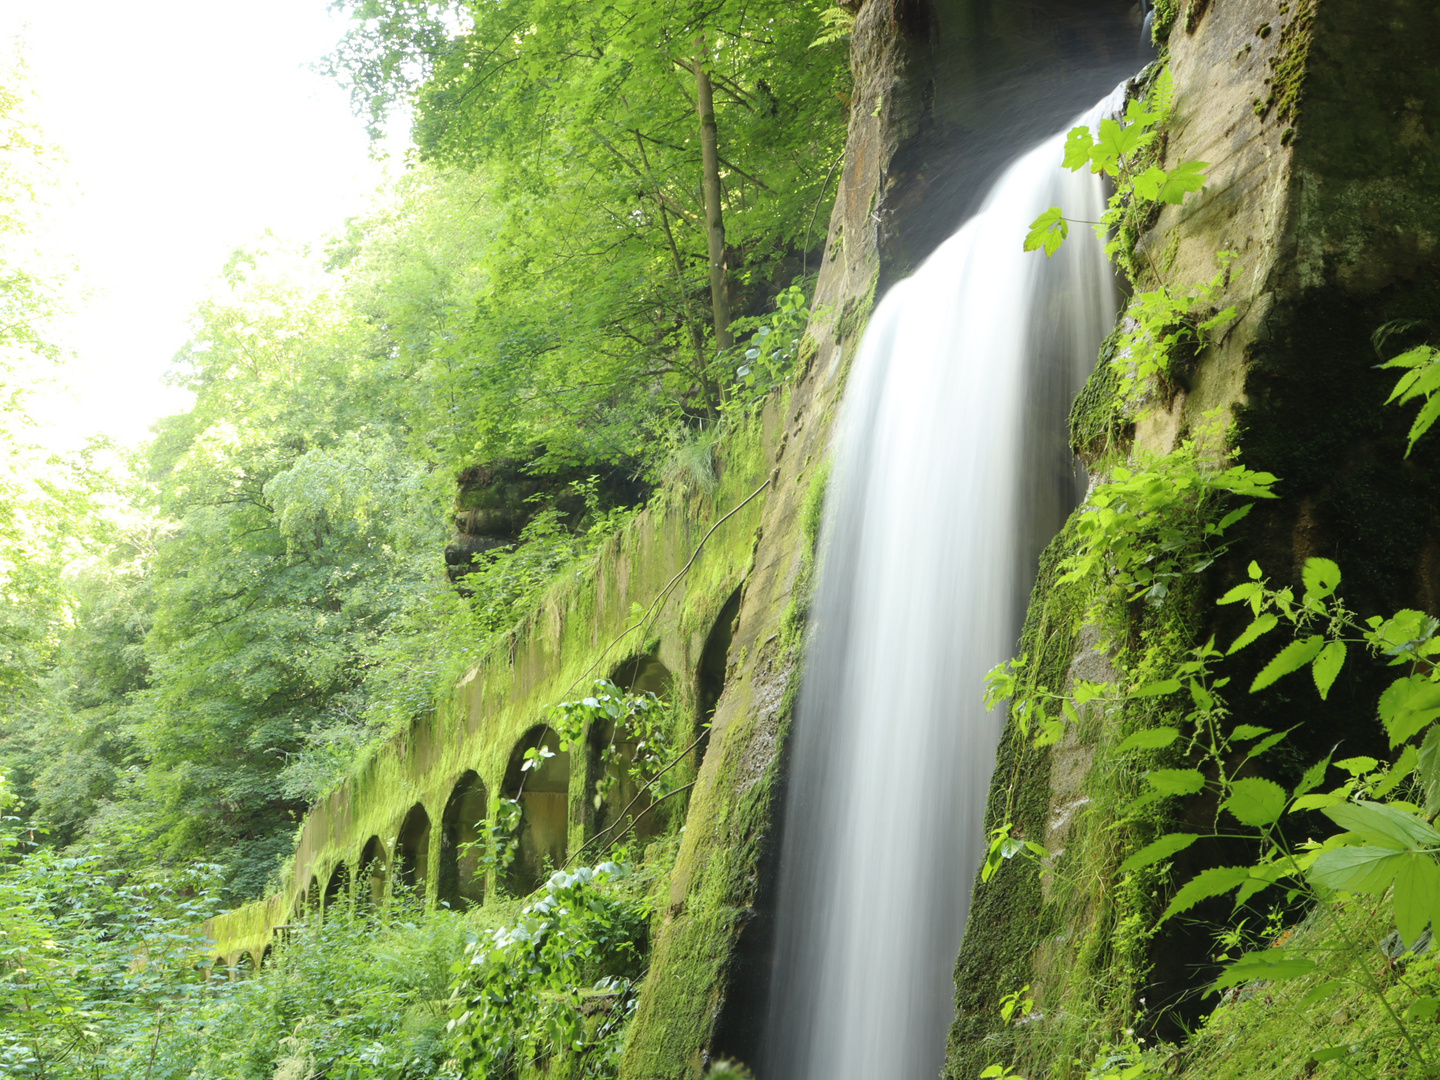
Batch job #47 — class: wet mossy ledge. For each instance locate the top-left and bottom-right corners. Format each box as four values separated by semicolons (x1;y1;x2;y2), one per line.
205;404;782;968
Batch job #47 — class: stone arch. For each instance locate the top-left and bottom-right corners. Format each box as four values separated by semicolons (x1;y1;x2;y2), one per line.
323;861;350;915
395;802;431;896
439;771;487;910
358;835;388;907
501;725;571;895
589;653;675;845
210;956;227;980
610;652;674;697
237;951;256;977
696;586;743;759
260;944;273;968
303;874;321;918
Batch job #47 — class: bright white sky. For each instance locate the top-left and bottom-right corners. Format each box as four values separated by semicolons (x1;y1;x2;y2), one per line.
1;0;395;447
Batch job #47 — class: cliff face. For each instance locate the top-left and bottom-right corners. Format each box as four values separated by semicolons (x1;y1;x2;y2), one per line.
948;1;1440;1076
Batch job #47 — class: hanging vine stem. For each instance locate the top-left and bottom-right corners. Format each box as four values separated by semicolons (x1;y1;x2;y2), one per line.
562;729;709;870
561;475;771;700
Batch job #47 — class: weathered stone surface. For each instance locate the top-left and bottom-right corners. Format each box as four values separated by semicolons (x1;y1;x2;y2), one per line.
949;0;1440;1073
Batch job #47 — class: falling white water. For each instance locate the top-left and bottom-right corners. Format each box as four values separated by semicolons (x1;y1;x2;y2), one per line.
760;91;1122;1080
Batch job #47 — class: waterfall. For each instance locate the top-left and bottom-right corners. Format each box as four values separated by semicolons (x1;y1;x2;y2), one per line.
759;91;1123;1080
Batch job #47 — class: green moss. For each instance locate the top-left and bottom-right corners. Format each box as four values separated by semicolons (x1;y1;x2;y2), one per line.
778;459;831;650
1151;0;1179;44
1068;329;1134;466
1254;0;1315;125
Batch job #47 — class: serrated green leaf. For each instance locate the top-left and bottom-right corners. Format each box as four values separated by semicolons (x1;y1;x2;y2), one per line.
1251;635;1325;693
1392;854;1440;946
1161;865;1250;922
1131;166;1169;201
1323;800;1440;850
1302;557;1342;601
1116;727;1181;752
1419;726;1440;815
1228;612;1278;655
1120;832;1199;873
1231;724;1272;741
1407;997;1440;1022
1218;581;1261;606
1024;207;1068;256
1378;675;1440;746
1407;393;1440;456
1293;755;1332;800
1062;126;1095;171
1147;768;1207;796
1309;845;1412;894
1145;159;1208;204
1224;777;1288;827
1312;640;1346;700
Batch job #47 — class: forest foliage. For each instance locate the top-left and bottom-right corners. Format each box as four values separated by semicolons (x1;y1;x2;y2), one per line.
0;0;848;902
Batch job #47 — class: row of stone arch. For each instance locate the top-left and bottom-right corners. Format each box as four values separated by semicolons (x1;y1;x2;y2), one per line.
282;585;743;921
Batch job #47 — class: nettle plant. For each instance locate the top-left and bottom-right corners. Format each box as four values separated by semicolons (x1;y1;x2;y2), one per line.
549;679;681;812
1026;65;1236;410
446;862;649;1080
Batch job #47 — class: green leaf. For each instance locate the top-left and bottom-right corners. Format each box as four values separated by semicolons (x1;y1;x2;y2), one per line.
1293;755;1333;800
1091;117;1147;174
1146;768;1207;796
1407;997;1440;1022
1132;678;1182;697
1392;853;1440;945
1224;778;1288;827
1378;676;1440;746
1217;581;1261;607
1211;948;1316;992
1062;126;1095;171
1024;207;1068;256
1116;727;1181;752
1161;865;1250;921
1231;724;1272;741
1309;845;1413;894
1322;800;1440;850
1153;160;1208;203
1418;726;1440;815
1250;635;1325;693
1302;557;1341;601
1407;393;1440;455
1120;832;1200;873
1131;166;1169;202
1312;640;1347;700
1227;613;1278;655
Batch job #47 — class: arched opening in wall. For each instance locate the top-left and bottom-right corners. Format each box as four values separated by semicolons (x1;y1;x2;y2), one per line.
260;944;273;968
210;956;226;980
501;725;570;896
324;861;350;917
396;803;431;898
610;653;674;697
237;952;255;978
358;835;388;908
439;771;487;910
590;654;676;847
304;874;321;918
696;586;743;761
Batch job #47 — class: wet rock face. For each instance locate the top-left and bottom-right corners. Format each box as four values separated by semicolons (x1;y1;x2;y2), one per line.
874;0;1154;283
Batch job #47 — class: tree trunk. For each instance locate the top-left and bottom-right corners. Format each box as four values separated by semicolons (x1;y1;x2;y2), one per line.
693;35;732;352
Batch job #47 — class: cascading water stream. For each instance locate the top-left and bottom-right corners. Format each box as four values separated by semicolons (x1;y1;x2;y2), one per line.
759;89;1124;1080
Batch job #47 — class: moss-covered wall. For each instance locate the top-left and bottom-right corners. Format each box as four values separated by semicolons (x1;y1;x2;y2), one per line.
205;410;781;965
948;0;1440;1075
